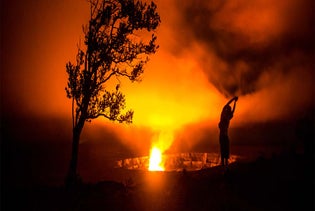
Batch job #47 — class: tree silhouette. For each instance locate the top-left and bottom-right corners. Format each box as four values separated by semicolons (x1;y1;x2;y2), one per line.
65;0;160;187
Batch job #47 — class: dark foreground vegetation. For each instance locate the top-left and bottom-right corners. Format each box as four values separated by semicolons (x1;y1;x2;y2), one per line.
2;152;313;211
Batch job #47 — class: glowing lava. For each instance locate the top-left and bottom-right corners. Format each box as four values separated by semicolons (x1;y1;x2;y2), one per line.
148;147;164;171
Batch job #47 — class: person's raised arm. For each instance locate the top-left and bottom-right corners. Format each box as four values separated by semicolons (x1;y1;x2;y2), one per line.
229;96;238;114
232;98;237;113
226;96;238;106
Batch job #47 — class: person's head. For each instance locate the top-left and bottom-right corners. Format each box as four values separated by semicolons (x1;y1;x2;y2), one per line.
223;105;231;113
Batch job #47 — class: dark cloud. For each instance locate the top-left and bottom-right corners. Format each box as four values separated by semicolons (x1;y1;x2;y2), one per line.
173;0;315;96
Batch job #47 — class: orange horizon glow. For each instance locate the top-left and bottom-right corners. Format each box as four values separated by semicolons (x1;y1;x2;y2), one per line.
3;0;313;160
122;52;223;130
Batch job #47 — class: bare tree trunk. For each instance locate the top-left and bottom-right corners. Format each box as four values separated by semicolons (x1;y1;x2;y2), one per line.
65;120;85;188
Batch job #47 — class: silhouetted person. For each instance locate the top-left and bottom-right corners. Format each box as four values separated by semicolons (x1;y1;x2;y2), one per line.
219;96;238;166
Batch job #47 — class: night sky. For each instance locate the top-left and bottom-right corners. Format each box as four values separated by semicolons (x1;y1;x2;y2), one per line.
1;0;314;185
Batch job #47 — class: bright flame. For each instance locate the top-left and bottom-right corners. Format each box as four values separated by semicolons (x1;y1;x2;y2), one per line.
148;147;164;171
148;130;173;171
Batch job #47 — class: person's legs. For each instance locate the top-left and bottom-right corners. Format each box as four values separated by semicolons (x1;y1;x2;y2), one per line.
220;136;228;166
225;136;230;166
219;135;224;166
221;152;224;166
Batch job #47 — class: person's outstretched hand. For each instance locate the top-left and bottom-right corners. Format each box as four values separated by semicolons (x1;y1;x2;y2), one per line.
235;96;238;102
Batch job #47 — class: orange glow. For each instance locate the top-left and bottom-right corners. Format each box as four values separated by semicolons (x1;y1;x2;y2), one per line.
148;146;164;171
4;0;313;163
123;52;221;130
124;52;221;134
111;51;224;154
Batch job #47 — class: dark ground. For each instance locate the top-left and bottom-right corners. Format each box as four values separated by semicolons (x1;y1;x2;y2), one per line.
1;115;314;210
1;152;314;211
